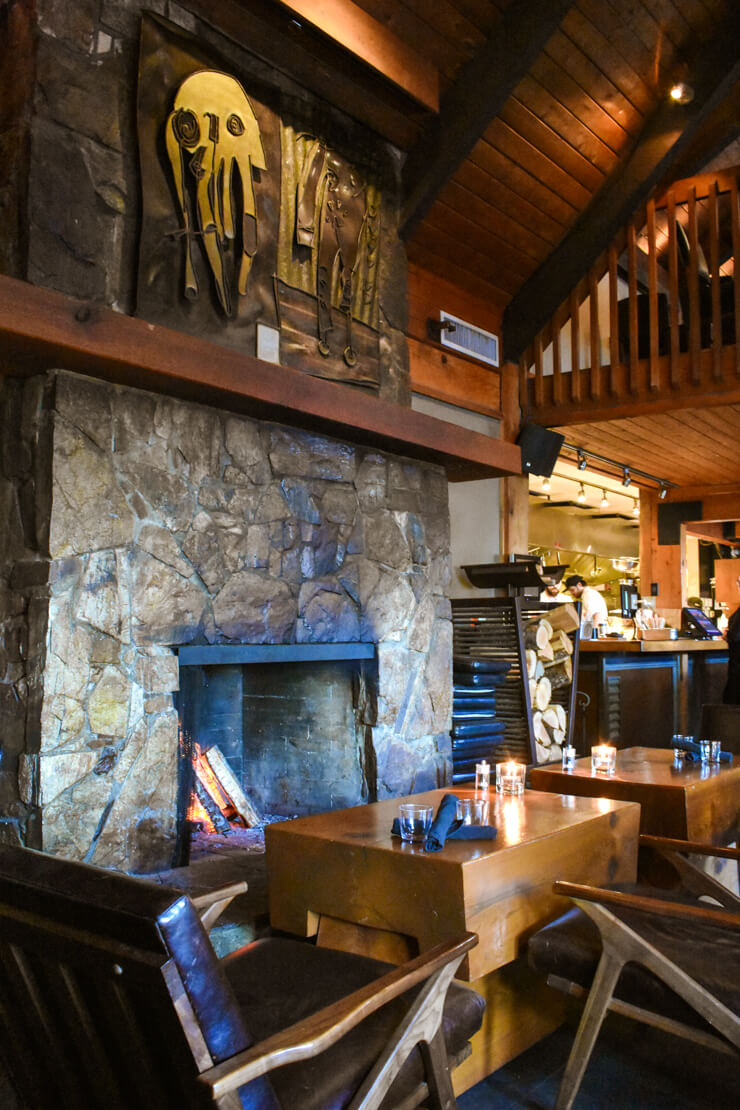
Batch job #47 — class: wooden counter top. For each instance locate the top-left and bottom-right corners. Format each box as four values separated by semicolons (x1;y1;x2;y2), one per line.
580;637;727;654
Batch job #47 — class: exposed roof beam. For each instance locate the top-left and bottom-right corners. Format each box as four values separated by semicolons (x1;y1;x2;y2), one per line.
400;0;573;241
503;8;740;363
273;0;438;111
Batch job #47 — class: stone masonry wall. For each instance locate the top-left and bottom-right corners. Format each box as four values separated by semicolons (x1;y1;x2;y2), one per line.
13;371;452;871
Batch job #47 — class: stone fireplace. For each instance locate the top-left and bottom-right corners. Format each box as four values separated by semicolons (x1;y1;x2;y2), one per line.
1;371;453;872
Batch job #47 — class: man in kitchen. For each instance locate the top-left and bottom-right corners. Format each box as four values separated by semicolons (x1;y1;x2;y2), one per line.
564;573;608;634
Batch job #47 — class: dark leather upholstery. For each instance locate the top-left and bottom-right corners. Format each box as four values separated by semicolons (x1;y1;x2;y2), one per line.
528;884;738;1031
223;937;485;1110
0;846;483;1110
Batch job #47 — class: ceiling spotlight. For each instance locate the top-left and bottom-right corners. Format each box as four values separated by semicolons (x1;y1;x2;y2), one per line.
632;498;640;516
577;483;587;504
669;81;694;105
577;450;587;471
600;490;610;509
659;483;668;500
622;468;631;488
542;476;551;492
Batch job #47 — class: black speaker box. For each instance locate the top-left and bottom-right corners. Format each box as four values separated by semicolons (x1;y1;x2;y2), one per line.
516;424;564;477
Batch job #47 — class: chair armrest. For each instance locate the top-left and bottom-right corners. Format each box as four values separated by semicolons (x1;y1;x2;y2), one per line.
197;931;478;1101
553;881;740;931
640;835;740;861
191;882;248;931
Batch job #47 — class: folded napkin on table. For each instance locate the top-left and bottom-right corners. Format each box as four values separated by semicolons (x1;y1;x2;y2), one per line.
672;738;732;762
391;792;497;852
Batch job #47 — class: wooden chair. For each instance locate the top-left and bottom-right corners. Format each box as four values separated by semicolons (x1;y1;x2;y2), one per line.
528;836;740;1110
0;844;484;1110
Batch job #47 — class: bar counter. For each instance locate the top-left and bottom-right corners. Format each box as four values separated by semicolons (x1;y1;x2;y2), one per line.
577;637;728;748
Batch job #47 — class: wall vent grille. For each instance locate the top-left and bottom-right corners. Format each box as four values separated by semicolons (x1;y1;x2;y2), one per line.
439;311;499;367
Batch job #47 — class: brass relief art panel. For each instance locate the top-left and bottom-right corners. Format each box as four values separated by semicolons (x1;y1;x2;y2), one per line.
136;14;381;388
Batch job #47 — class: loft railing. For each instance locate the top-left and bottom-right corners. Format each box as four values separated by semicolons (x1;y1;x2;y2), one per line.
521;167;740;423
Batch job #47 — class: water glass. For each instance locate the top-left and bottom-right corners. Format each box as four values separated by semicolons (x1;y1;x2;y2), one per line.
699;740;721;764
562;745;576;771
398;803;433;843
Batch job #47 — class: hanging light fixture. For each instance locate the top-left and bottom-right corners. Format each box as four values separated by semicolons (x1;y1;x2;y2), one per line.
622;468;631;488
600;490;609;509
577;483;587;504
542;476;551;492
632;498;640;516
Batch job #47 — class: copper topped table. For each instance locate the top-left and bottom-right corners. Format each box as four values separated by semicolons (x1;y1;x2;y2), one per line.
265;786;640;1089
529;746;740;842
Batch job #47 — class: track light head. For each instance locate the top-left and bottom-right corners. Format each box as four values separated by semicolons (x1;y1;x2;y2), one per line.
577;450;587;471
659;483;668;500
622;468;631;488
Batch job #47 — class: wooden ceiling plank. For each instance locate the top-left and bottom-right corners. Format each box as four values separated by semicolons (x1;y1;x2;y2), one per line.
601;0;682;64
514;74;622;174
561;6;654;115
560;421;734;485
466;143;570;239
400;0;573;240
416;204;525;295
469;138;577;228
576;0;664;89
182;0;424;148
536;40;641;145
394;0;486;55
500;98;606;193
450;161;558;258
567;412;736;470
406;240;514;307
272;0;439;110
484;118;592;209
425;186;537;282
349;0;469;82
411;213;528;298
503;5;740;361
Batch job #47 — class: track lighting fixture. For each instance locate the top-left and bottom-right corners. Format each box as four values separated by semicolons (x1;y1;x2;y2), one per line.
577;450;587;471
562;442;676;499
622;468;631;488
659;484;668;500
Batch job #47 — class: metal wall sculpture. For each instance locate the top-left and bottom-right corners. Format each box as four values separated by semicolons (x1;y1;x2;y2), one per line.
165;70;266;316
136;14;384;389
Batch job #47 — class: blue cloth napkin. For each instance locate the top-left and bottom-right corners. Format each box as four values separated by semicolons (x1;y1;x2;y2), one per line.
672;738;732;763
391;793;497;851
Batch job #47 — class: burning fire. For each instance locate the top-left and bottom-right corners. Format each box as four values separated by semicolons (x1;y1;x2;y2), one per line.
188;744;248;833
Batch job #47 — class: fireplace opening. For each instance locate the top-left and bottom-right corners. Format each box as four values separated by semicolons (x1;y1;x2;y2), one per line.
175;644;376;863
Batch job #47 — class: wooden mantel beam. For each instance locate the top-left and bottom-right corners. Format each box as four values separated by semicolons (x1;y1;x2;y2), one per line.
503;6;740;362
0;275;521;482
273;0;438;112
400;0;572;240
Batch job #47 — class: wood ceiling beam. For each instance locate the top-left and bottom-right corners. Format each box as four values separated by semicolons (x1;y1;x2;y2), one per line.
399;0;573;241
503;8;740;363
272;0;438;112
0;275;522;482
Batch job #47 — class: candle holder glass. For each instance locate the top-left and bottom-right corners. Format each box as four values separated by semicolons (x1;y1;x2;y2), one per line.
591;745;616;775
495;761;526;795
562;745;576;771
475;761;491;793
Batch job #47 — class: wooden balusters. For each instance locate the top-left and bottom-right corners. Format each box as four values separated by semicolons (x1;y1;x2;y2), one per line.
666;188;681;388
589;269;601;399
708;180;723;382
687;187;702;382
608;243;619;395
570;287;581;403
626;222;639;394
733;173;740;375
646;199;659;392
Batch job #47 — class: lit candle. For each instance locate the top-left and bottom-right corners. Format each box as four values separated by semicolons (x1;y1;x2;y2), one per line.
496;760;525;795
591;744;616;775
562;744;576;771
475;760;490;793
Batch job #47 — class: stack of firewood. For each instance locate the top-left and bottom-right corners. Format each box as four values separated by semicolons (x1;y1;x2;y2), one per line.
524;604;579;763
